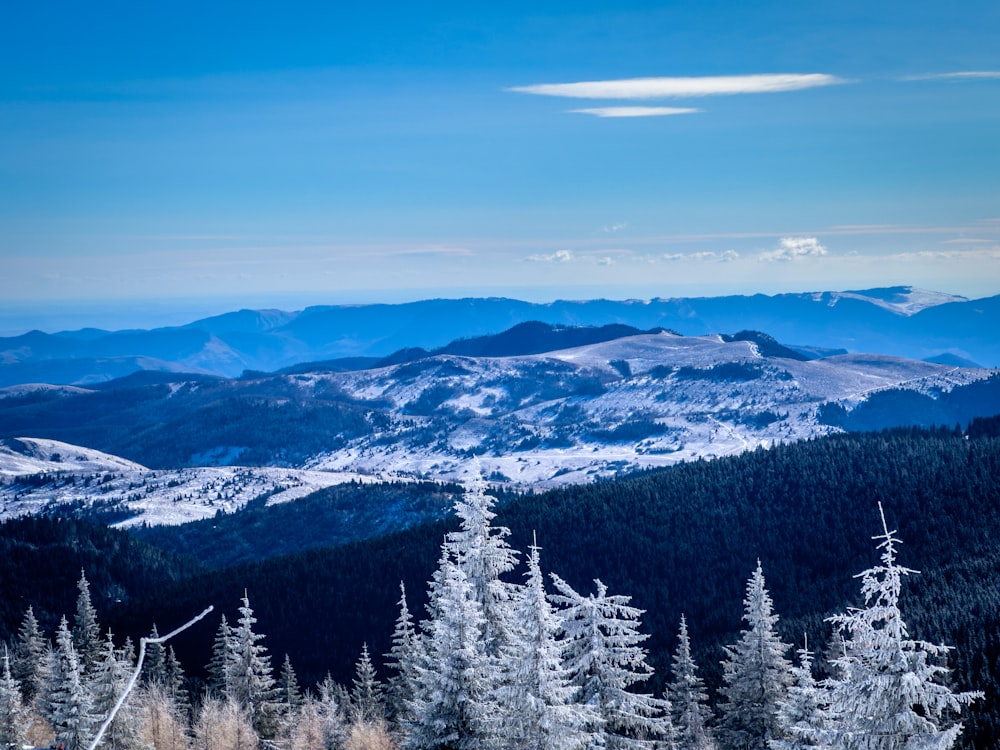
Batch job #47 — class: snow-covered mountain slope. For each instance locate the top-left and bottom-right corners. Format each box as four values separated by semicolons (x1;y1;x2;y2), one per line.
0;448;381;528
827;287;967;315
0;437;146;475
2;331;995;522
300;331;993;487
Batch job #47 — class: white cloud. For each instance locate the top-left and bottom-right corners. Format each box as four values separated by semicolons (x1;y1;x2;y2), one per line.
526;249;575;263
903;71;1000;81
661;250;740;262
598;257;615;266
571;106;701;117
603;222;628;233
759;237;828;262
509;73;844;100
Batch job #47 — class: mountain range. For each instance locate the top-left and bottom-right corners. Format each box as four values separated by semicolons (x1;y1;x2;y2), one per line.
1;286;998;387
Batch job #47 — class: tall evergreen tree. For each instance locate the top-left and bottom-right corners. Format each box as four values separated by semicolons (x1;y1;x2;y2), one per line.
206;614;233;697
821;505;981;749
499;541;594;750
12;606;47;705
550;574;674;749
45;617;97;750
90;631;143;750
669;616;716;750
384;581;421;729
142;624;167;686
350;643;384;725
406;558;496;750
443;478;519;658
162;646;190;719
0;646;29;750
226;592;278;739
74;571;102;675
717;562;794;750
770;638;829;750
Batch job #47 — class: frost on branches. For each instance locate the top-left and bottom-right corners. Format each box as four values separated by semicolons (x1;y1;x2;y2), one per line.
819;504;981;750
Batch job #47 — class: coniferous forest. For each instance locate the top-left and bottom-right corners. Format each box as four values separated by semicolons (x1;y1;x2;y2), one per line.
2;422;1000;748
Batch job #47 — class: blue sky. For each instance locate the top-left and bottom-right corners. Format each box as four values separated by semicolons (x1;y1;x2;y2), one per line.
2;1;999;330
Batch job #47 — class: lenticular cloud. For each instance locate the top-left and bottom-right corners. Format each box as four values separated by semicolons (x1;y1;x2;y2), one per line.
510;73;844;100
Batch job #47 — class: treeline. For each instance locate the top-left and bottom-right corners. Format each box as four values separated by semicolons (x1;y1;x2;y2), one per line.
2;426;1000;744
1;487;981;749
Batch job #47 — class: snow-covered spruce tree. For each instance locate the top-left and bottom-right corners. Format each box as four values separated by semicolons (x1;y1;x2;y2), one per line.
717;561;794;750
206;614;233;696
90;631;144;750
275;653;304;746
12;605;47;705
225;592;278;740
498;541;594;750
384;581;421;729
550;574;675;749
317;674;350;749
350;643;385;725
45;616;97;750
770;639;829;750
443;478;519;659
406;557;497;750
821;505;981;750
74;570;103;674
668;615;717;750
0;646;29;750
163;646;191;719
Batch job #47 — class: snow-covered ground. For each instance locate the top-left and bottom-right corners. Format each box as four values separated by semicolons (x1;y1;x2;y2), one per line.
0;437;388;527
2;332;994;521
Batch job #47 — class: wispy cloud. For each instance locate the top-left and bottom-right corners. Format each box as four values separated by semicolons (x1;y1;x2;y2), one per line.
572;106;701;117
526;249;575;263
903;71;1000;81
662;250;739;262
759;237;828;262
603;222;628;233
509;73;845;100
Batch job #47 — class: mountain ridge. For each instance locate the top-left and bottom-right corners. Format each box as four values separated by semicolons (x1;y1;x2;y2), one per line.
1;286;995;386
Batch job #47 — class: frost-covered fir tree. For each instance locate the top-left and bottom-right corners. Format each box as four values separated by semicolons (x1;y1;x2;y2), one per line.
498;541;594;750
74;571;102;674
206;614;233;696
90;631;143;750
351;643;385;725
162;646;190;719
0;646;28;750
384;581;421;728
317;674;350;749
550;574;674;749
12;605;47;705
45;617;97;750
443;478;519;658
770;638;829;750
717;562;794;750
226;592;278;739
406;557;497;750
821;505;980;750
669;615;716;750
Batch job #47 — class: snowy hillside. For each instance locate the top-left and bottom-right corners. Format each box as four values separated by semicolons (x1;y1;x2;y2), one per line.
1;331;995;522
303;331;992;487
0;443;382;527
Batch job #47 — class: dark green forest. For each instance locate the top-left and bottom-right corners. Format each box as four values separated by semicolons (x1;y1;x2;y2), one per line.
2;422;1000;746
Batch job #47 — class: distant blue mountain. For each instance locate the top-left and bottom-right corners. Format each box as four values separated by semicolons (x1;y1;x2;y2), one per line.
0;287;995;387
